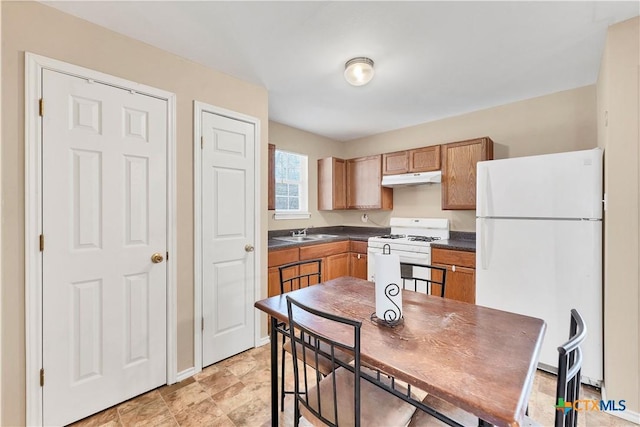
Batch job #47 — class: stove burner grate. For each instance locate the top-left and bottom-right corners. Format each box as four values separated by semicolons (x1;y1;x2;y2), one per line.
377;234;405;239
407;235;442;242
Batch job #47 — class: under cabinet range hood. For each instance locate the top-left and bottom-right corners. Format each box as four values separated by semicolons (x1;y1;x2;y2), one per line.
381;171;442;187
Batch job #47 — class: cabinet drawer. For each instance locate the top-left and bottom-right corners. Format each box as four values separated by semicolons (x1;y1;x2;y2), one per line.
432;248;475;268
349;240;368;254
268;247;299;267
300;241;350;260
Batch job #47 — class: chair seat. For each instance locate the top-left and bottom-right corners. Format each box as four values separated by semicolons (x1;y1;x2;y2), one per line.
301;366;417;427
408;395;539;427
283;338;353;376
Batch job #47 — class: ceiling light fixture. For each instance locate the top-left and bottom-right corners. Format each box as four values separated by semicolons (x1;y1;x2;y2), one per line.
344;57;375;86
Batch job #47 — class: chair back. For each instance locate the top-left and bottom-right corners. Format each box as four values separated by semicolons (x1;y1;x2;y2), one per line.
400;263;447;297
286;295;362;427
555;309;587;427
279;259;323;294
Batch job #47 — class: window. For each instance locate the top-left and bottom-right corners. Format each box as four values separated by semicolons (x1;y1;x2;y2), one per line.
274;149;309;219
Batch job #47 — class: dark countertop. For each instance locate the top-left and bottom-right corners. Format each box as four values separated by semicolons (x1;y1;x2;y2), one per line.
268;226;389;250
268;227;477;252
430;231;477;252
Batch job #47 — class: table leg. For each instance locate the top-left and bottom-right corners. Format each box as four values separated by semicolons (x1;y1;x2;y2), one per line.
270;316;278;427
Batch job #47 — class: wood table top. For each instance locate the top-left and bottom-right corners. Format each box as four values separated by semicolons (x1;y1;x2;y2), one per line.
254;276;546;427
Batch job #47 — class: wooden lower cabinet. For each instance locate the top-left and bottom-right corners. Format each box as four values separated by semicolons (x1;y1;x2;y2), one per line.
268;240;371;296
432;247;476;304
267;247;299;297
326;252;350;280
349;241;368;280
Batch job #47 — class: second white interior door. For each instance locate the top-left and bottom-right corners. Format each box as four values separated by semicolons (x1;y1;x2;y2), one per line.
201;111;256;367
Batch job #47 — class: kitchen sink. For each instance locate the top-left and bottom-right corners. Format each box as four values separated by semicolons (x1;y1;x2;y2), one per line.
273;234;339;243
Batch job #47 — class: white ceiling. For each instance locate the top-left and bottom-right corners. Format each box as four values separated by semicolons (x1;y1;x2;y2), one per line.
44;1;639;141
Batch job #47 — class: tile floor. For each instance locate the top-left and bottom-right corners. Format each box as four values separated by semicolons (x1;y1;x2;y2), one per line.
71;345;638;427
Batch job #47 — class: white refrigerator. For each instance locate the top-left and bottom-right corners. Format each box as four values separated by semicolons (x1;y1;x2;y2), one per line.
476;148;603;386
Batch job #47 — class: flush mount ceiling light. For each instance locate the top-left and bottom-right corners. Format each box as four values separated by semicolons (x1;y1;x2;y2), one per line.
344;57;375;86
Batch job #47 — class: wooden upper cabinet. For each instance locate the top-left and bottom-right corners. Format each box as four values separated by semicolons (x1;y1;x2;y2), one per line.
441;137;493;210
383;145;441;175
318;157;346;210
409;145;441;172
268;143;276;210
382;151;409;175
347;155;393;210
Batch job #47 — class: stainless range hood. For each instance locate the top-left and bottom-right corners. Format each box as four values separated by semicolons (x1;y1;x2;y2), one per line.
381;170;442;187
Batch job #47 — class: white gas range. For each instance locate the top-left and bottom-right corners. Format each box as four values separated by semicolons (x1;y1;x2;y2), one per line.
367;218;450;282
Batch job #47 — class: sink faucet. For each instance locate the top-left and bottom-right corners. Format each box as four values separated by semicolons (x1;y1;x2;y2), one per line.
292;227;308;237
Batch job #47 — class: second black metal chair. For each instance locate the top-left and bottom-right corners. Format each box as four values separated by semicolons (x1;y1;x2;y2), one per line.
286;295;417;426
277;259;353;411
400;263;447;297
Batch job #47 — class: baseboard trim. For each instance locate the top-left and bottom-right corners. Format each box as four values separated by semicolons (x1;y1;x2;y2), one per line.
606;409;640;425
601;386;640;424
258;336;270;347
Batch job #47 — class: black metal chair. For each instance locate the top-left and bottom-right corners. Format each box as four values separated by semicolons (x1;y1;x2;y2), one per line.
286;295;417;427
277;259;353;411
400;263;447;297
407;309;588;427
554;308;587;427
277;259;322;411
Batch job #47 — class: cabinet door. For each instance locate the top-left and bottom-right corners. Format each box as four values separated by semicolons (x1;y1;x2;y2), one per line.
268;266;281;297
347;155;393;210
349;252;368;280
318;157;346;210
434;263;476;304
326;252;350;281
441;137;493;210
382;151;409;175
409;145;441;172
268;143;275;210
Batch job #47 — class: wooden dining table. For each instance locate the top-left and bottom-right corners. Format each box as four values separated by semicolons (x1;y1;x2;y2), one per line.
254;276;546;427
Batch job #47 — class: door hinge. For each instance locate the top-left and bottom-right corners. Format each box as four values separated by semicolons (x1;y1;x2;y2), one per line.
39;234;44;252
166;251;169;261
201;136;204;149
201;317;204;331
39;98;44;117
40;368;45;387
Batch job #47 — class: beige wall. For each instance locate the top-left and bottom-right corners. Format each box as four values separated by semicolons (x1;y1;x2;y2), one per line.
1;2;268;425
270;86;597;232
597;17;640;416
268;121;346;230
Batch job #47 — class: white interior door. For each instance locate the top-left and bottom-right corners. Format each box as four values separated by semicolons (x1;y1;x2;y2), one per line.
42;69;168;426
201;111;255;367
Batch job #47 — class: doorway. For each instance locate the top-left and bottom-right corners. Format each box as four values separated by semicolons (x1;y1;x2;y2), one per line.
193;102;261;370
25;53;177;426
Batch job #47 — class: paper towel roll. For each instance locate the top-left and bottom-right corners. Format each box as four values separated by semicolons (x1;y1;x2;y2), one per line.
374;251;402;322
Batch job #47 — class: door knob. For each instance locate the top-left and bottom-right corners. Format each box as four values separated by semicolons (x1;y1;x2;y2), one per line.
151;252;164;263
245;244;254;252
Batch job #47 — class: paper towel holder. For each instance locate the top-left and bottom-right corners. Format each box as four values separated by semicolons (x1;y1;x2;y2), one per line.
371;244;404;327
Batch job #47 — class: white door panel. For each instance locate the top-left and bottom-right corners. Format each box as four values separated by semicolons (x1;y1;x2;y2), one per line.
202;112;255;366
42;69;167;425
476;217;603;383
476;148;602;219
